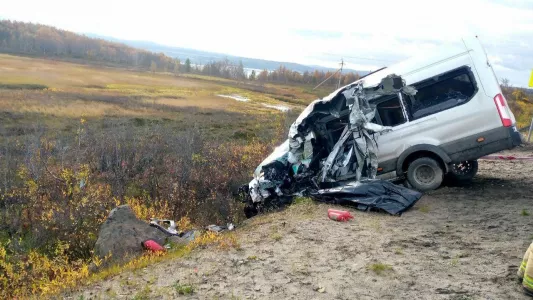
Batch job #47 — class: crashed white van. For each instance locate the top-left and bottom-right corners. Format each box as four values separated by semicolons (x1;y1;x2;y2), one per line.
246;36;522;209
350;36;523;190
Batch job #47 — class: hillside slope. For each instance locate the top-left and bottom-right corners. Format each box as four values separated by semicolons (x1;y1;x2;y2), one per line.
0;20;178;71
69;148;533;299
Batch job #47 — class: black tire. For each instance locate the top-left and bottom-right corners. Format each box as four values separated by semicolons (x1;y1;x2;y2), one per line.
406;157;444;192
448;160;478;182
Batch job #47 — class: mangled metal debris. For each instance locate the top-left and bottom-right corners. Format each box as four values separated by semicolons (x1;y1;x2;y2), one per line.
206;223;235;233
244;74;422;216
150;218;180;235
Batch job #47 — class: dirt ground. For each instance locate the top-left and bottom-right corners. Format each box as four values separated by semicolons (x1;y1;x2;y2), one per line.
69;145;533;300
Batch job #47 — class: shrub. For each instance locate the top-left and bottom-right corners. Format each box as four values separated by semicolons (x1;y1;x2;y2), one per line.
0;117;277;298
367;263;393;275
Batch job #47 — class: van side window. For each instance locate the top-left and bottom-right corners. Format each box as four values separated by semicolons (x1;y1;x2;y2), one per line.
376;95;406;127
407;67;477;120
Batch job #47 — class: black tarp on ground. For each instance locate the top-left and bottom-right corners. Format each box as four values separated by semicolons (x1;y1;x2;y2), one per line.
310;179;422;215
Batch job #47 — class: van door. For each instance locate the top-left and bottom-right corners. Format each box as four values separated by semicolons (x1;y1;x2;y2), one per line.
373;93;410;173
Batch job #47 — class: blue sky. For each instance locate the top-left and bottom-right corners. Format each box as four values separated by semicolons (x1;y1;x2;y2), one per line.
2;0;532;87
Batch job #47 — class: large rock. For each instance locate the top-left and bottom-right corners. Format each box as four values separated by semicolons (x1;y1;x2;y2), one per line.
93;205;168;268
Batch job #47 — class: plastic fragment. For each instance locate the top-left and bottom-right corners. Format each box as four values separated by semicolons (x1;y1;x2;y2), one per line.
206;223;235;232
150;218;179;235
142;239;165;252
327;208;354;222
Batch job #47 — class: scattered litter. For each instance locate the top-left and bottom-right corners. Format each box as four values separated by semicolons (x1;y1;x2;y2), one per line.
206;223;235;233
217;94;249;102
142;239;165;252
262;103;290;112
150;218;179;235
181;230;200;241
327;208;354;222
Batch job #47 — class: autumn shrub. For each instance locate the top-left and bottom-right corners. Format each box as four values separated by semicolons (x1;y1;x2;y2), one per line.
0;117;277;298
502;85;533;129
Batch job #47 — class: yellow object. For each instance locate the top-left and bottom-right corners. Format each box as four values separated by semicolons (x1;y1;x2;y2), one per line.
529;69;533;87
518;241;533;293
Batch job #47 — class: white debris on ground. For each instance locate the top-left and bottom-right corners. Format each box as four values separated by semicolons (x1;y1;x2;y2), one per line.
217;94;291;112
262;103;290;112
217;94;249;102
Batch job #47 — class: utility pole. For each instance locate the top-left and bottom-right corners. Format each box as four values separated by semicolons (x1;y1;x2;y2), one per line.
337;58;344;89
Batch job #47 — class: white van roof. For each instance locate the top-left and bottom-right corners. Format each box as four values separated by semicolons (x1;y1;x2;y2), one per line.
357;41;470;87
320;37;482;103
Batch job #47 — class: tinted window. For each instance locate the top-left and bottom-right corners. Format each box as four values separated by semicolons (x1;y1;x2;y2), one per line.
408;68;476;120
376;96;406;127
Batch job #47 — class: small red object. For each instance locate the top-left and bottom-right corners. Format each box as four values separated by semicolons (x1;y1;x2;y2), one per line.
142;240;165;252
328;209;354;222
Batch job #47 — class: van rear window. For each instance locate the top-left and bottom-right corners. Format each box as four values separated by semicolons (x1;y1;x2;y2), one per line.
407;67;477;120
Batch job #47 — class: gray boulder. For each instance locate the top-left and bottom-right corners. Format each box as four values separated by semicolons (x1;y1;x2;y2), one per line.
93;205;168;269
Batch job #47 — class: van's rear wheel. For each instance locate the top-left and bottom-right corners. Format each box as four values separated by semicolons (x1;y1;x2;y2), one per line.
449;160;478;182
407;157;444;192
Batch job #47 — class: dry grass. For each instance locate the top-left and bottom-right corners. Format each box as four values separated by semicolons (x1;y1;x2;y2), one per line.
0;54;312;298
0;54;206;89
0;53;337;298
0;54;307;143
367;262;393;275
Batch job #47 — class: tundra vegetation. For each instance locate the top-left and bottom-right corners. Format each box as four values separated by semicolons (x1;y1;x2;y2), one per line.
0;20;532;298
0;52;324;298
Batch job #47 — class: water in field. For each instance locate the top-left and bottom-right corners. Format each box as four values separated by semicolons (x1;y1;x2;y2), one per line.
262;103;290;112
217;94;249;102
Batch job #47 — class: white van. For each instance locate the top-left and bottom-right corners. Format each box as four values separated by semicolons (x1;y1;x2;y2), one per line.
248;36;523;203
352;36;523;190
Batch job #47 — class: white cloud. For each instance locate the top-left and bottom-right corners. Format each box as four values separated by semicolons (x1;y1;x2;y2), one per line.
2;0;532;86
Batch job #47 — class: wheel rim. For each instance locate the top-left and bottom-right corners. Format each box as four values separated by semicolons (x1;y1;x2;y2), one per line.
414;165;435;185
452;161;473;175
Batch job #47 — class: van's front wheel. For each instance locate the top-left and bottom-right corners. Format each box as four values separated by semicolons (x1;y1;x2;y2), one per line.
407;157;444;192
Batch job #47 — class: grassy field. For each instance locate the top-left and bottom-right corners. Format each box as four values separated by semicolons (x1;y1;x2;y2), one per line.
0;54;341;298
0;54;334;143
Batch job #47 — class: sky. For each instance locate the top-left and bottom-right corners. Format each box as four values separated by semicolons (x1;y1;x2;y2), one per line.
2;0;532;87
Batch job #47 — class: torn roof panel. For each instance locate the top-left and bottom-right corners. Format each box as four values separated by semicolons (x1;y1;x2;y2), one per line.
338;42;471;93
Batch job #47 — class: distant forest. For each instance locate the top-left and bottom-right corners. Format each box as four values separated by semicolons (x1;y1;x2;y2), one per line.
0;20;177;71
0;20;360;86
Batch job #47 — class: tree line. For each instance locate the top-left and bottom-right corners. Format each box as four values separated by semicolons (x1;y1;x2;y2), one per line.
0;20;178;71
199;61;360;86
0;19;361;86
252;65;360;86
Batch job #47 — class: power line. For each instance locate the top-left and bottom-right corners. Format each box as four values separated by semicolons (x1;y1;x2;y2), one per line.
313;67;341;90
322;52;396;63
313;58;347;90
